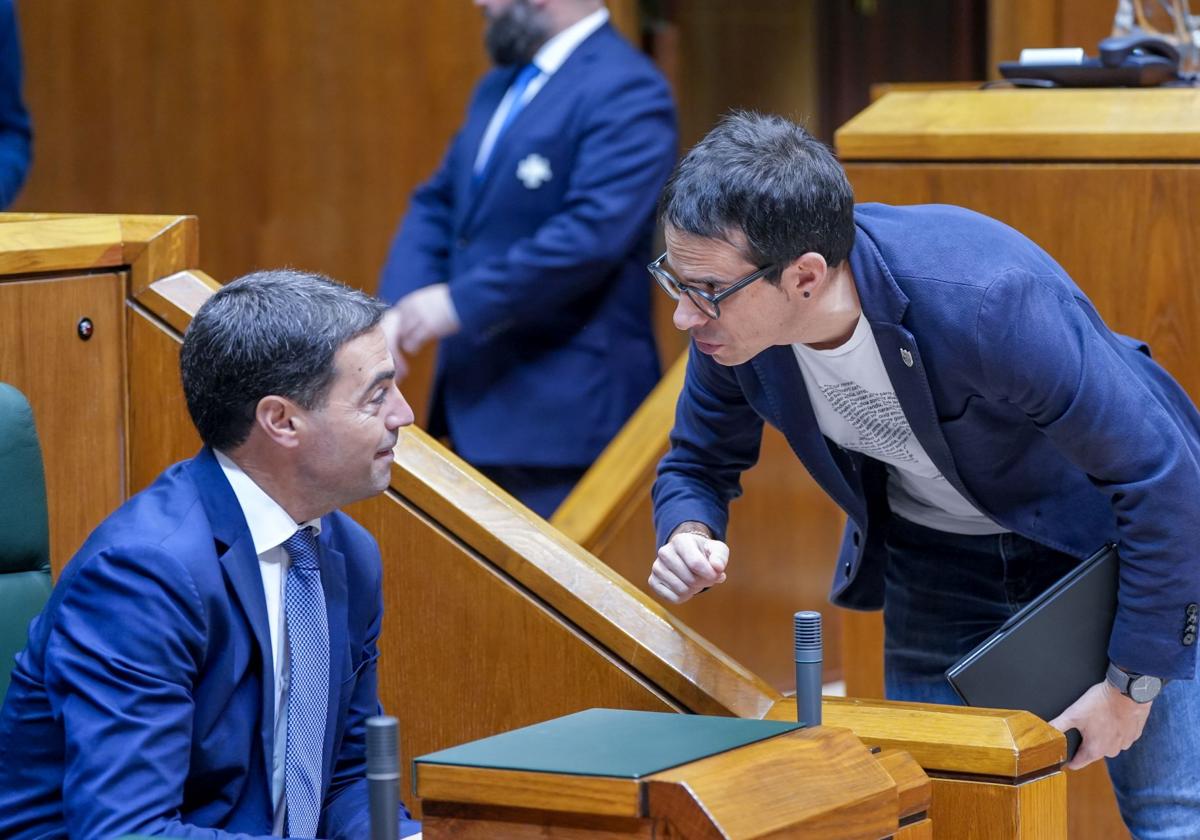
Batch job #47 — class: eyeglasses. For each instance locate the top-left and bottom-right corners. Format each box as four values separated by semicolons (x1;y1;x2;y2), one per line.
648;251;774;320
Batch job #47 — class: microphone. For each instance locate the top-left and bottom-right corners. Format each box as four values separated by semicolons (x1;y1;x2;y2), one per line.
794;610;823;727
366;715;401;840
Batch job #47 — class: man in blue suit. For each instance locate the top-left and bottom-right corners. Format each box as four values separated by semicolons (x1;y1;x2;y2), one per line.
379;0;677;517
647;113;1200;837
0;271;421;838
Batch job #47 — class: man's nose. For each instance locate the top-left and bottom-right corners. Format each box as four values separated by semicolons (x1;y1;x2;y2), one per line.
673;294;709;331
388;387;416;429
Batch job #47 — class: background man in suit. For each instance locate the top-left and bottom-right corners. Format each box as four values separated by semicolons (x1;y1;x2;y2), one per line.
647;113;1200;837
0;271;421;838
379;0;677;517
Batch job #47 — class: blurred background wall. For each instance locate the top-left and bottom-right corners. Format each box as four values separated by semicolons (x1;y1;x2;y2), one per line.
9;0;1114;420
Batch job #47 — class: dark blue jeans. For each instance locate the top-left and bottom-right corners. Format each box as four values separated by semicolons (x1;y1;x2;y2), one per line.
882;515;1200;839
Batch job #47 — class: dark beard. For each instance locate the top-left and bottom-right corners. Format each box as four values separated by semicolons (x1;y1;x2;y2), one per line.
484;0;551;66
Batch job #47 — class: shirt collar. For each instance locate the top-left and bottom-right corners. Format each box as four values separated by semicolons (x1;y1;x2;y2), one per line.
530;6;608;76
215;449;322;557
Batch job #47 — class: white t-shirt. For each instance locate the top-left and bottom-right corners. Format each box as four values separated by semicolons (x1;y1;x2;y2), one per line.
791;313;1007;535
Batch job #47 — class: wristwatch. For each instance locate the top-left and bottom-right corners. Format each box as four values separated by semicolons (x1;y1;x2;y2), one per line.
1106;662;1164;703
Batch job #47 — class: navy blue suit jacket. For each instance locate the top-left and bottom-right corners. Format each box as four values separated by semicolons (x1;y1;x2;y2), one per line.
0;448;417;838
379;23;677;468
654;204;1200;681
0;0;31;208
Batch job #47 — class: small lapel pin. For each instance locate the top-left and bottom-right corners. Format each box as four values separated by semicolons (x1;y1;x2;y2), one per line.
900;347;914;367
516;153;552;189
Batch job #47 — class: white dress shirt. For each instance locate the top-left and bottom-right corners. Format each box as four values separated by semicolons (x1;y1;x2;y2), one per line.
215;450;323;836
472;6;610;173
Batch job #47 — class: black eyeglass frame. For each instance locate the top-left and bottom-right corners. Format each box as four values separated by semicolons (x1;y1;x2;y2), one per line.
647;251;776;320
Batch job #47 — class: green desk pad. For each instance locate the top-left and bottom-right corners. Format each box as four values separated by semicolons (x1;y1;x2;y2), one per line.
414;708;801;780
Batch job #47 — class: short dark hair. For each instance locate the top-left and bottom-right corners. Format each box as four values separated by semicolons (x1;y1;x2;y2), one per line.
180;269;387;451
660;111;856;280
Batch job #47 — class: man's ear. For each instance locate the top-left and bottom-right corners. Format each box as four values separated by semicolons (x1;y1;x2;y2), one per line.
255;395;303;449
780;252;829;298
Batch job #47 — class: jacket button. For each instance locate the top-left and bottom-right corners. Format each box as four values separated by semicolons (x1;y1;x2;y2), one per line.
1184;632;1196;646
1188;603;1199;618
843;560;852;575
852;531;861;547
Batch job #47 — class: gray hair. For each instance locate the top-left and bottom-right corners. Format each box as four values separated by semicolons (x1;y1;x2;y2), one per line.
180;269;387;450
660;111;856;281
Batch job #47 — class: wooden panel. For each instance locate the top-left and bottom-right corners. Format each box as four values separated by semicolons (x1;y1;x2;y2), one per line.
876;750;932;823
422;802;659;839
416;766;641;818
837;90;1200;161
843;610;885;699
345;490;680;816
126;304;202;495
988;0;1115;68
844;163;1200;403
0;271;126;572
645;727;898;840
930;773;1067;840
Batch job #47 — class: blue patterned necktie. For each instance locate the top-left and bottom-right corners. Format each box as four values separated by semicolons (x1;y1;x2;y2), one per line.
474;62;542;177
283;527;329;838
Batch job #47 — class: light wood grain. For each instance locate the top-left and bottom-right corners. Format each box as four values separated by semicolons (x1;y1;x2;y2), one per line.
645;727;898;840
930;773;1067;840
421;802;659;839
875;750;932;823
125;305;203;495
767;697;1064;779
416;766;641;818
837;90;1200;161
365;424;784;721
0;271;126;572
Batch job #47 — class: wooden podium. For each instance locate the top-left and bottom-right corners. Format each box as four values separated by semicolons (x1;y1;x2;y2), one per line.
414;710;931;839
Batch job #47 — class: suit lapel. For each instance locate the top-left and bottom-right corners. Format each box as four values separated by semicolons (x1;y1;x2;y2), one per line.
188;448;277;796
460;25;607;235
851;224;978;505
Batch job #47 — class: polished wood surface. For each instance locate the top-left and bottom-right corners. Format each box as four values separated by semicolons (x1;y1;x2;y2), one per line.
643;727;898;840
0;271;125;572
417;765;642;818
768;697;1064;779
875;750;933;825
931;774;1067;840
366;425;783;720
769;699;1068;840
126;305;202;495
420;727;911;840
837;90;1200;161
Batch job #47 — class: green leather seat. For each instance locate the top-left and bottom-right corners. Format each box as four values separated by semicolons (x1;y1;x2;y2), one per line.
0;382;52;702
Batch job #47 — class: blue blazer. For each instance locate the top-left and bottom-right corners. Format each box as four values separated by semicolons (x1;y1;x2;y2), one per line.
0;448;417;838
379;23;677;468
654;204;1200;681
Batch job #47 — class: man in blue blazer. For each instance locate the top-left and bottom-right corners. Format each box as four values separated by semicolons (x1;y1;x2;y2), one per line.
379;0;677;517
0;271;421;838
647;113;1200;837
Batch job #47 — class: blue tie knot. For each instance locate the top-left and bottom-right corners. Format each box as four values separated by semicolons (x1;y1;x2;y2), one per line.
284;527;320;571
